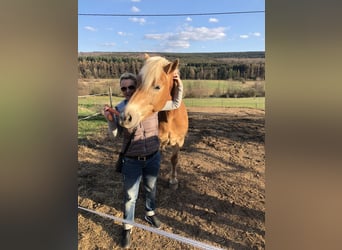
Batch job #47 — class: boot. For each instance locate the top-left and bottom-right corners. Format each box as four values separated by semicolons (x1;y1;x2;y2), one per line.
120;228;131;248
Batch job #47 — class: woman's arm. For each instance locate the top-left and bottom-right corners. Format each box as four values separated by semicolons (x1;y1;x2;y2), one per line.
103;105;121;139
161;72;183;111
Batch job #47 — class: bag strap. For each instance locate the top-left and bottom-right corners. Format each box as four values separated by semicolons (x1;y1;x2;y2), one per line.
121;127;137;155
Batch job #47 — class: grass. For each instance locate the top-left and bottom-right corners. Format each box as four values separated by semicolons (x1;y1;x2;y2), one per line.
78;117;105;139
184;79;245;90
78;95;265;139
78;96;111;139
184;97;265;109
78;96;265;114
78;78;265;99
78;78;265;139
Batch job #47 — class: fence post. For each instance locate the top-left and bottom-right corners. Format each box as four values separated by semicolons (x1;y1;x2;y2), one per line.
109;86;113;108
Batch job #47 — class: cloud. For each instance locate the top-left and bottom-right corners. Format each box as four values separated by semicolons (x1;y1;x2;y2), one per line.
144;25;226;50
131;6;140;12
239;32;262;39
165;40;190;49
144;33;172;40
145;26;226;41
186;17;192;22
209;18;219;23
117;31;127;36
129;17;146;25
131;0;140;2
178;26;226;41
100;42;116;47
84;26;97;32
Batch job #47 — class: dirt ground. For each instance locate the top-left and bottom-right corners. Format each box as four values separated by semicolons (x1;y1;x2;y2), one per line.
78;107;265;250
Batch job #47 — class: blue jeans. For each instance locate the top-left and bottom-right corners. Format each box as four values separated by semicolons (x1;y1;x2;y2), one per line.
122;151;161;229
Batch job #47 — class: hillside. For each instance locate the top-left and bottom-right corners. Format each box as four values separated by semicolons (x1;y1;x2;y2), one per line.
78;51;265;63
78;51;265;80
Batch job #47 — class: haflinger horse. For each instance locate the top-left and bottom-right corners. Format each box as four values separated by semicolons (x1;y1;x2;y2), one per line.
120;54;188;189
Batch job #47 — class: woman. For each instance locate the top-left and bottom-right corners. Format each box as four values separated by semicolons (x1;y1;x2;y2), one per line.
103;71;183;248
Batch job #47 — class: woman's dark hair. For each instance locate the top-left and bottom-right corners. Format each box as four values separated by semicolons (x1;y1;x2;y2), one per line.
119;72;137;85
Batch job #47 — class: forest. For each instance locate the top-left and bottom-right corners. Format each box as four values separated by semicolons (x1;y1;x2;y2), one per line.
78;51;265;80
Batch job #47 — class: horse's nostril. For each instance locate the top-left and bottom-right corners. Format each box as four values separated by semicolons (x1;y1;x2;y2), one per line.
128;115;132;122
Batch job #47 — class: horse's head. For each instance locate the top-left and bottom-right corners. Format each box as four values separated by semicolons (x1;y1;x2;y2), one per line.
120;54;179;129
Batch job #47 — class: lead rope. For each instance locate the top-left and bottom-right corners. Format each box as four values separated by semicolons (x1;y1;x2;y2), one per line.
78;206;224;250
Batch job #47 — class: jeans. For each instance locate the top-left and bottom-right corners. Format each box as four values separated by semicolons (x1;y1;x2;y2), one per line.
122;151;161;229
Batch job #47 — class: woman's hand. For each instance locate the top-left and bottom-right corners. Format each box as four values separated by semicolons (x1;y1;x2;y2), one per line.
103;104;120;121
173;72;182;87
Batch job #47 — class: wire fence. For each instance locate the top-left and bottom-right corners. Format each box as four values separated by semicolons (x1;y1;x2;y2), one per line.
78;94;265;121
78;91;265;139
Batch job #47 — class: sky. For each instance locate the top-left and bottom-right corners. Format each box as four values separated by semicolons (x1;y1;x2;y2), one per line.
78;0;265;53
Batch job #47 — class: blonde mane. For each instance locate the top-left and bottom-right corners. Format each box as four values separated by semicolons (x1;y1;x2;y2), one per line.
138;56;170;90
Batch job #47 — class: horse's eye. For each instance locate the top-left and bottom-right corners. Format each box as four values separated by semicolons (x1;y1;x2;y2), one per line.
154;85;161;90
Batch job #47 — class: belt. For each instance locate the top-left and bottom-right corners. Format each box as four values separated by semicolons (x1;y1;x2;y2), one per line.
125;151;158;161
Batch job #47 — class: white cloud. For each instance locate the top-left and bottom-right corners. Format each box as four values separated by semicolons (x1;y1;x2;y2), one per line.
131;0;140;2
117;31;126;36
209;18;219;23
129;17;146;25
179;26;226;41
144;33;172;40
186;17;192;22
166;40;190;49
239;32;261;39
131;6;140;12
144;25;226;50
100;42;116;47
84;26;97;32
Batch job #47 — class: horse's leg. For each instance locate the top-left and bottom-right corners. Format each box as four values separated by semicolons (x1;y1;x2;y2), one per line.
169;144;179;190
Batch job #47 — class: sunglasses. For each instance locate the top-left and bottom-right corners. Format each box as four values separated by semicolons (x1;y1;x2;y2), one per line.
121;85;136;92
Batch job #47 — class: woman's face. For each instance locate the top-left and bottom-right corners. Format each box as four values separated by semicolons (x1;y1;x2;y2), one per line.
120;79;136;101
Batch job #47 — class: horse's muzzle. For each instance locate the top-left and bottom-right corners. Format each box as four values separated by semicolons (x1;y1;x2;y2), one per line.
119;111;137;129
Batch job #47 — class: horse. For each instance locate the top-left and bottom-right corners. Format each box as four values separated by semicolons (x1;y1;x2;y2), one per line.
120;54;188;189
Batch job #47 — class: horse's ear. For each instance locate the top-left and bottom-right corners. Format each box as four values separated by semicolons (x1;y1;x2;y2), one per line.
144;53;150;59
163;59;179;74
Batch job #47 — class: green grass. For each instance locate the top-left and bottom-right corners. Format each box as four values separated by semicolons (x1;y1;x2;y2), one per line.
78;95;265;139
78;95;127;139
184;97;265;109
183;79;242;89
79;78;265;99
78;96;122;110
78;118;106;139
78;96;265;113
